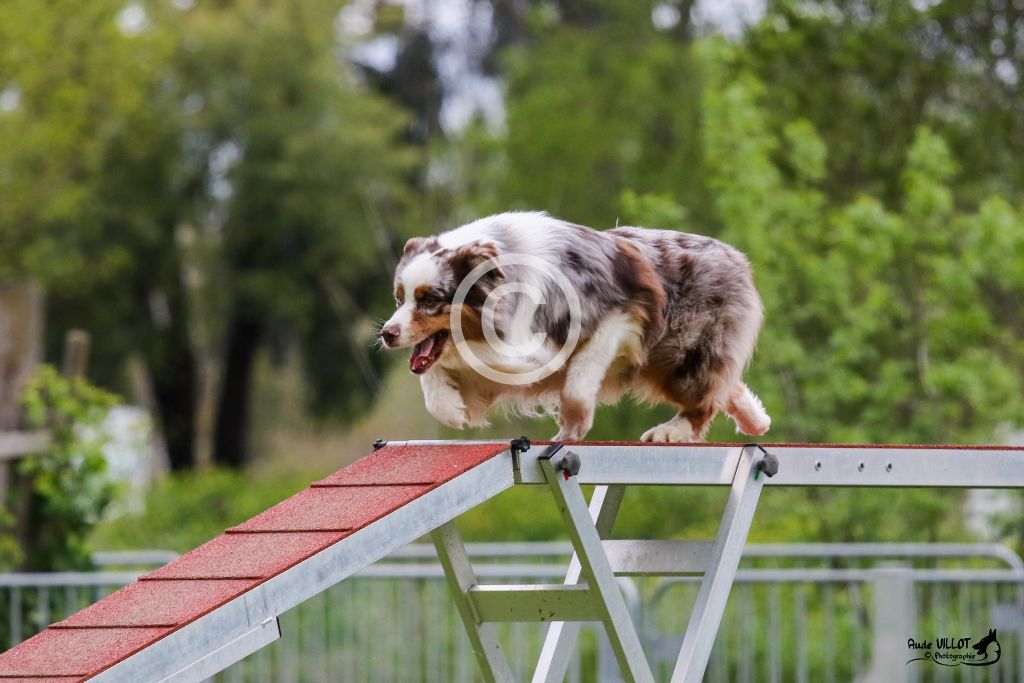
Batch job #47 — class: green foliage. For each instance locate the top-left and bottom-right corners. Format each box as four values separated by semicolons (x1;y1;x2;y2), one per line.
497;25;705;227
3;0;1023;552
16;366;118;570
745;0;1024;204
2;0;422;467
0;0;167;285
90;467;323;553
619;190;689;230
699;40;1024;444
454;16;1023;545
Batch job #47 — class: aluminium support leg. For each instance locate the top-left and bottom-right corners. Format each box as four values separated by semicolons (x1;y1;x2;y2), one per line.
532;484;626;683
670;445;769;683
432;521;516;683
540;452;655;683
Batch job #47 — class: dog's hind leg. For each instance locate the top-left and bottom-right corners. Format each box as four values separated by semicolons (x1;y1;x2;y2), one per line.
724;382;771;435
554;311;641;441
639;335;738;443
640;404;716;443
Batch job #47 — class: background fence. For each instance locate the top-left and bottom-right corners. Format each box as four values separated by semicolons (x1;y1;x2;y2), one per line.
1;544;1022;682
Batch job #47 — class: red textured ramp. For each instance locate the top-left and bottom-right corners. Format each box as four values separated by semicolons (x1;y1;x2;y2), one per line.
230;484;431;532
0;628;171;678
54;579;258;628
143;531;350;580
314;443;516;485
0;441;510;680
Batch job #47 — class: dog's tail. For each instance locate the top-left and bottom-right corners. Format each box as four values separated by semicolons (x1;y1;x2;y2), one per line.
725;382;771;435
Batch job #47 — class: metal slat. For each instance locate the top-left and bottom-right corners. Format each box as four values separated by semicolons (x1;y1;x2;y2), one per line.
540;450;655;683
671;446;767;683
514;444;1024;487
517;444;740;485
431;522;515;682
159;618;281;683
469;585;602;622
604;540;714;576
533;484;625;683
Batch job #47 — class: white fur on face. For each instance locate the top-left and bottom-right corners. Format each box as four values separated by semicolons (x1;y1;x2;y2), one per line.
382;303;416;346
382;252;443;346
399;252;442;299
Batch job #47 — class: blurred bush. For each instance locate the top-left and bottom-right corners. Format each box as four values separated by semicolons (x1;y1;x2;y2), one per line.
90;466;323;553
14;366;118;570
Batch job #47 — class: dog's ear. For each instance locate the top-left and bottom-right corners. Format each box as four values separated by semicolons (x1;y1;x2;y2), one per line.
402;236;434;256
447;240;505;281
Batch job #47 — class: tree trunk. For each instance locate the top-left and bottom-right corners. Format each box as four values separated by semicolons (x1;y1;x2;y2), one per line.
147;321;199;471
213;317;262;468
0;283;44;430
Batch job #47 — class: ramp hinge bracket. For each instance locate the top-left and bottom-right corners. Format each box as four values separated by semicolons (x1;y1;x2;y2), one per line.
509;436;531;473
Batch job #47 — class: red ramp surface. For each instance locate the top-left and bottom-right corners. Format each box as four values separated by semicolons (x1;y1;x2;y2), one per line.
0;442;513;682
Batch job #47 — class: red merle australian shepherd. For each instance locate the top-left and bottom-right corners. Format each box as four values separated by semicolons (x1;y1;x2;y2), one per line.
379;212;770;442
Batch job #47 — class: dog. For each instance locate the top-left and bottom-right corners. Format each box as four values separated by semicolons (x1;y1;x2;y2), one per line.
379;211;770;442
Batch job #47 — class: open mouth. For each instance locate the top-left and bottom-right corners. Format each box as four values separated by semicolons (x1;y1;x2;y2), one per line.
410;331;448;374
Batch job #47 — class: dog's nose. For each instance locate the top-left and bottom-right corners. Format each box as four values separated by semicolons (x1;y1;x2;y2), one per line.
380;325;400;347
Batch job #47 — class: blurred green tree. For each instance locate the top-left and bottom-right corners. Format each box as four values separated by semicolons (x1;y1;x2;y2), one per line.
494;4;706;227
745;0;1024;205
450;15;1023;545
0;0;162;283
2;1;416;468
161;0;415;466
700;38;1024;444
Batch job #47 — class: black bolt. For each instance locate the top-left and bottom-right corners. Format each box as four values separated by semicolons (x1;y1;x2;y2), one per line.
556;451;581;477
756;452;779;478
747;443;779;479
372;438;386;450
510;436;531;454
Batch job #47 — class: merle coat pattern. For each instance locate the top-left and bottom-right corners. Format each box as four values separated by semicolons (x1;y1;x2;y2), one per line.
379;212;770;442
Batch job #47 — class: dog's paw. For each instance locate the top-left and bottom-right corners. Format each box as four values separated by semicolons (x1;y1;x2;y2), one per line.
640;418;696;443
736;413;770;436
552;426;588;441
427;400;469;430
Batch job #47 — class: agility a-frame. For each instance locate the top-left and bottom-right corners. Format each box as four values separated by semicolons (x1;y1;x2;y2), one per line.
3;440;1022;682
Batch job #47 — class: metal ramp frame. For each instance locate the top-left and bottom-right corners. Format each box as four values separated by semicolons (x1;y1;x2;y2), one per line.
434;441;772;683
1;440;1023;682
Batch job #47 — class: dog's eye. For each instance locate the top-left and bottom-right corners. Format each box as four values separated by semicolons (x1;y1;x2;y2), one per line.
420;293;441;307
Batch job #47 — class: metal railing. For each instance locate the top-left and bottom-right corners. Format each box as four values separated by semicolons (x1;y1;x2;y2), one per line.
0;544;1021;682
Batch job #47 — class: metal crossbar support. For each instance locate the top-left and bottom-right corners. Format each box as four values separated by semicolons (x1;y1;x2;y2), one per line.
435;443;773;683
431;522;516;682
539;448;655;683
532;483;625;683
671;445;766;683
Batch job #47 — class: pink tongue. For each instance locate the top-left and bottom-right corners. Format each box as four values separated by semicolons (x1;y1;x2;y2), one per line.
410;335;436;371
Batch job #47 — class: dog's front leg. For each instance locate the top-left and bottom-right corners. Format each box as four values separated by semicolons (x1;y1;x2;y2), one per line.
555;313;637;441
420;369;469;429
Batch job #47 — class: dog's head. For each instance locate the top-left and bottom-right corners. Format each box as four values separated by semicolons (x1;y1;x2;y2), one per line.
380;236;505;374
